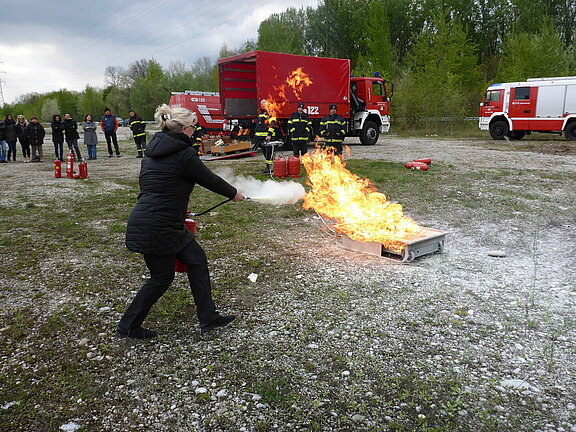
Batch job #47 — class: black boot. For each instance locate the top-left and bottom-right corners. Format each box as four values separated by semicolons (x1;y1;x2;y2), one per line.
200;314;235;334
116;326;158;339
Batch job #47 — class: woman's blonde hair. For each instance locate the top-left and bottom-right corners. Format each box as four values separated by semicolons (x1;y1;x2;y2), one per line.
154;103;197;132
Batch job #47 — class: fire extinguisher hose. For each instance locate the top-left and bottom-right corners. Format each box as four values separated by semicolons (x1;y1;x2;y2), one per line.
190;197;233;217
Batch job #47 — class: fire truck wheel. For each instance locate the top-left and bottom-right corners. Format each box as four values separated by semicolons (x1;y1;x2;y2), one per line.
565;122;576;141
489;120;509;140
360;121;379;145
509;131;526;140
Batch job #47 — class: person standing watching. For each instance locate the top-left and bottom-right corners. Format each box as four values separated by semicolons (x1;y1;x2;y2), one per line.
16;115;30;163
63;113;82;160
0;119;6;163
4;114;18;162
51;114;65;162
252;99;270;173
117;103;244;339
192;121;204;154
288;102;312;158
128;110;147;158
82;114;98;160
25;117;45;162
320;103;346;156
101;108;120;157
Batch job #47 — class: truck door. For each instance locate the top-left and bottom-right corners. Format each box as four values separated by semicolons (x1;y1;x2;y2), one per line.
507;86;537;130
480;89;503;117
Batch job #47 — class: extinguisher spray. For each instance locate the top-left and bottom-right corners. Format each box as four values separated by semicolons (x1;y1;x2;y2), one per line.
54;159;62;178
66;151;74;179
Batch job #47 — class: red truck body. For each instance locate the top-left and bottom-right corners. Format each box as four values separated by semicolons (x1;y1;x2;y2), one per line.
168;91;224;134
479;76;576;141
218;50;391;145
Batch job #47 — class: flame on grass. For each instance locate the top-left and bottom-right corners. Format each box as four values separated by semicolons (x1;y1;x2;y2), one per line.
301;146;422;252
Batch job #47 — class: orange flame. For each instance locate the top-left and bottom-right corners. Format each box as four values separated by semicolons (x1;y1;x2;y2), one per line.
302;146;421;252
285;67;313;100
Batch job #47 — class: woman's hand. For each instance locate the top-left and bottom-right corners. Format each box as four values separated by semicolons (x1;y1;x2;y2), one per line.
233;192;245;202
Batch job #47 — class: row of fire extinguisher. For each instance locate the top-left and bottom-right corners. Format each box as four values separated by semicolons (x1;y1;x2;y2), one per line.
405;158;432;171
273;156;301;178
54;151;88;179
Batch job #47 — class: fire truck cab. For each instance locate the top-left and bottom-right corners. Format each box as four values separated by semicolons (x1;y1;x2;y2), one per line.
479;76;576;140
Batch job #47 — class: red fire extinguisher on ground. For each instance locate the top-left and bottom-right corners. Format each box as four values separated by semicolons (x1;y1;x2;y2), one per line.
66;151;74;179
404;161;429;171
273;157;287;178
78;159;88;179
175;214;197;273
287;156;301;178
54;159;61;178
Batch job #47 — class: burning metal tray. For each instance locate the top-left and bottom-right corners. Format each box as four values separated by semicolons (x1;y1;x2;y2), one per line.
338;227;447;262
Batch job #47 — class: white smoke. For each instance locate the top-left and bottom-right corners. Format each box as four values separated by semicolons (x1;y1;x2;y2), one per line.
215;168;306;205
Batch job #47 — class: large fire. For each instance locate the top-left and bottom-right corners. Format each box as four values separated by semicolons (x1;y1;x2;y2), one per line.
301;146;422;253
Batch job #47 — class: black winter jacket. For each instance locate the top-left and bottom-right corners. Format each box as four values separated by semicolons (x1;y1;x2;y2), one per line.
63;118;80;140
125;131;237;255
51;117;65;142
0;121;6;141
25;122;45;145
4;119;17;142
16;122;28;143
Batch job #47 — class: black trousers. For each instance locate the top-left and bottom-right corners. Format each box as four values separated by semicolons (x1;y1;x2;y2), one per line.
134;135;146;153
117;238;217;333
105;130;120;155
292;140;308;157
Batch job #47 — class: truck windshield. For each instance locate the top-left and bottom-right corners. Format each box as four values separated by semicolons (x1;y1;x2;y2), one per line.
485;90;500;103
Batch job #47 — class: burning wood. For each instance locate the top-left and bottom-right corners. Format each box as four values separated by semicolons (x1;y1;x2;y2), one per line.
301;146;423;253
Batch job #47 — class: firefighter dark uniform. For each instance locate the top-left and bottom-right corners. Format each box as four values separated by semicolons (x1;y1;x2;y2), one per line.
261;117;282;174
320;103;346;155
192;123;205;154
252;108;269;151
128;111;147;158
288;102;311;157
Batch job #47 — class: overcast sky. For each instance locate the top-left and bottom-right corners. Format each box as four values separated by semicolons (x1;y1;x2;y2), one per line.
0;0;319;105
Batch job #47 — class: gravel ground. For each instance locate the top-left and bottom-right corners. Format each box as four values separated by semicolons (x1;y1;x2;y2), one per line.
1;133;575;432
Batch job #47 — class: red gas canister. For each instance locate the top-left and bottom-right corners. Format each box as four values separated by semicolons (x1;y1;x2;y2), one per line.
66;151;74;179
287;156;301;178
273;157;287;178
78;159;88;179
54;159;62;178
175;216;197;273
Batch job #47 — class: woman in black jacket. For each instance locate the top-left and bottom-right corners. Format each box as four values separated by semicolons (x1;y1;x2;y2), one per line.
51;114;65;161
15;115;30;162
63;113;82;160
117;104;244;339
4;114;18;161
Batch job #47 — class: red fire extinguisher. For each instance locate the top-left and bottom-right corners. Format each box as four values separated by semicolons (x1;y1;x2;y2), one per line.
273;157;287;178
78;159;88;179
287;156;301;178
404;161;429;171
175;214;197;273
66;151;74;179
414;158;432;165
54;159;62;178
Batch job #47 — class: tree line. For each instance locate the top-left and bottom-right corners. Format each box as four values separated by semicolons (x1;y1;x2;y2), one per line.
2;0;575;130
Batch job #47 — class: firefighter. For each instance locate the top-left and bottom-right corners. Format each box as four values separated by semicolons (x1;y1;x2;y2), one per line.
320;103;346;156
288;102;312;157
252;99;269;148
192;121;205;154
260;116;282;174
128;110;147;158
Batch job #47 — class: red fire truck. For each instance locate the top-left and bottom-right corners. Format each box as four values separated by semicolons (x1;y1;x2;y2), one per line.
479;76;576;140
168;91;224;134
217;51;392;145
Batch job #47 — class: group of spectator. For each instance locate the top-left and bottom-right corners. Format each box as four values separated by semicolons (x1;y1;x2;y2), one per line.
0;108;147;163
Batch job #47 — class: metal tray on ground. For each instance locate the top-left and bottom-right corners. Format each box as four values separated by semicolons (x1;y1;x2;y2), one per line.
338;227;447;262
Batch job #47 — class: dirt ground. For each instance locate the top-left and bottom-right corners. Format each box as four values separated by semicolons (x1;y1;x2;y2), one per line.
1;131;576;431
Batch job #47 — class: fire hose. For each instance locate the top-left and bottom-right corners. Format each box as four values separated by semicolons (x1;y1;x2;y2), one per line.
190;196;276;217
